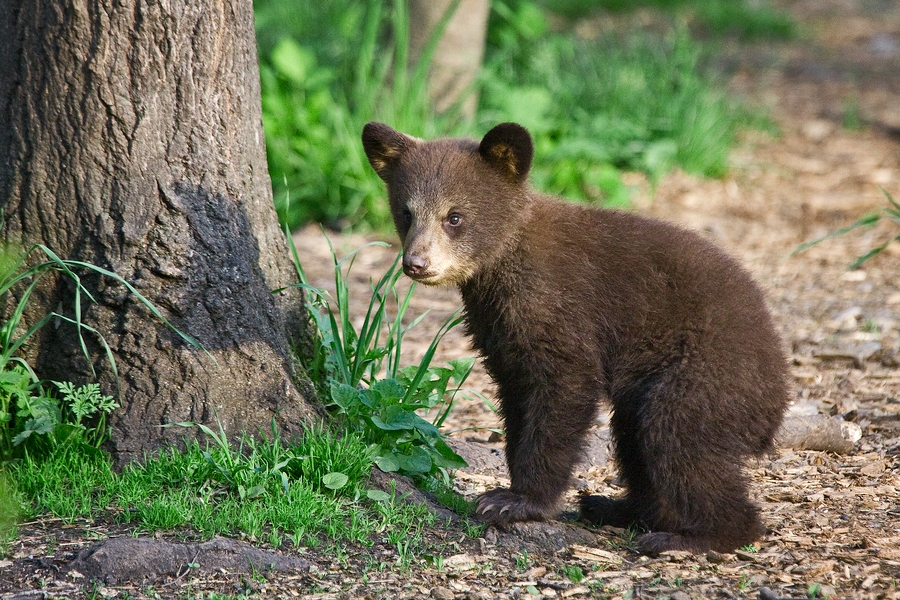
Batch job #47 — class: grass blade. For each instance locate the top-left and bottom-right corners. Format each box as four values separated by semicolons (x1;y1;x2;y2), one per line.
792;212;881;255
848;233;900;269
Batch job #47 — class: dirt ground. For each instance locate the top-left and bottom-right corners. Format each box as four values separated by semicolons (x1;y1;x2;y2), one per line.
3;0;900;598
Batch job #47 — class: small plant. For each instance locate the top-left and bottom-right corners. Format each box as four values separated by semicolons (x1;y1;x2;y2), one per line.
794;188;900;269
464;519;486;538
287;235;470;482
0;243;203;459
419;476;475;517
563;564;585;583
0;468;17;550
861;319;880;333
842;95;863;131
7;380;119;452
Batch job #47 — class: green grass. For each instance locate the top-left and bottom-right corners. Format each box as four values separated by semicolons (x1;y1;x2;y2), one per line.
484;6;741;195
794;188;900;269
536;0;796;40
256;0;452;230
254;0;786;230
7;232;472;556
11;423;437;548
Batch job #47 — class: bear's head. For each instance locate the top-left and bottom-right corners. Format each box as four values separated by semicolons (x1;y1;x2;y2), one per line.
362;122;534;286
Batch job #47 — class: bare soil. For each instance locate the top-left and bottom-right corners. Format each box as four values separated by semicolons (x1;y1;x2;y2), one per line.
3;1;900;598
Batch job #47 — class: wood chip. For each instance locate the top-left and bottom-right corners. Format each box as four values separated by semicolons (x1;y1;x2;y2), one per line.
570;545;624;565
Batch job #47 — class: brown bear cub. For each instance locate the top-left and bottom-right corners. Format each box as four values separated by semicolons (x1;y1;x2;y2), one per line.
362;122;789;555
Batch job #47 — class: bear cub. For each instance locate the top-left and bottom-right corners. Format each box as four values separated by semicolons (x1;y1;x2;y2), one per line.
362;122;789;555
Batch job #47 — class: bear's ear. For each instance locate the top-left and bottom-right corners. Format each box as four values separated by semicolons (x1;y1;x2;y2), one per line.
478;122;533;183
362;122;418;181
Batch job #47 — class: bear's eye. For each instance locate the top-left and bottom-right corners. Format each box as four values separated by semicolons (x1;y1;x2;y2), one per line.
447;213;462;227
402;208;413;226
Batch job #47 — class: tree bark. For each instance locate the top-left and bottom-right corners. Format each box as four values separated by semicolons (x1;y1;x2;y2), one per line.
0;0;319;463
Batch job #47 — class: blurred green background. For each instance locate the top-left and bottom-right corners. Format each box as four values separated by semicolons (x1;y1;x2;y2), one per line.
254;0;794;231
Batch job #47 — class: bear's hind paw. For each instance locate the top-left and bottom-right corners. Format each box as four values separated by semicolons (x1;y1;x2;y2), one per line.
636;532;719;556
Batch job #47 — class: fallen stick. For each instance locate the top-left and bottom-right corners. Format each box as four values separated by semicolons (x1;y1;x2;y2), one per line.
775;414;862;454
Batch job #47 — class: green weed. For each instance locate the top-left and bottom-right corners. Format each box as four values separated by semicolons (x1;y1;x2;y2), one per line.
0;243;204;459
793;188;900;269
255;0;766;229
288;236;470;482
419;476;475;517
257;0;457;230
537;0;795;40
842;96;863;131
563;564;585;583
485;6;740;189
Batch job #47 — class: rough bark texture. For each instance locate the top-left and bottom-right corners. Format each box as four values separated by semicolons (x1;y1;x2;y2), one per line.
0;0;318;463
409;0;490;119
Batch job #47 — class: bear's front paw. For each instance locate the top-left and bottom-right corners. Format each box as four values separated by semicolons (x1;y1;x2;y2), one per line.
475;488;548;526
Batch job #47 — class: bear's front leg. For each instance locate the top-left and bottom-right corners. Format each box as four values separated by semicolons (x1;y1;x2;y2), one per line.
475;381;598;526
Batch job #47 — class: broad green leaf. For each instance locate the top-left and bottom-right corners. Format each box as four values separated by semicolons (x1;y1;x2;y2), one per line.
329;382;360;411
448;357;476;382
322;472;349;490
375;453;400;473
245;485;266;499
396;447;432;473
357;387;377;409
372;378;404;401
370;405;419;431
271;38;316;86
432;438;468;469
366;489;391;502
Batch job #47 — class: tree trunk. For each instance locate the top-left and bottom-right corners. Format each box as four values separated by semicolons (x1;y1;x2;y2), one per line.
0;0;319;463
409;0;491;120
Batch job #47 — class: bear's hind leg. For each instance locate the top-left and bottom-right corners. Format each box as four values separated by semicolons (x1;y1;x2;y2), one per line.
633;414;766;555
598;374;768;555
633;465;765;555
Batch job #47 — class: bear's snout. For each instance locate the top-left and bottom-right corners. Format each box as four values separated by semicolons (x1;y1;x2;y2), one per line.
402;253;429;278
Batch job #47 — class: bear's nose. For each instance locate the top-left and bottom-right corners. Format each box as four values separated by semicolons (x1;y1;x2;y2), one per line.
403;254;429;277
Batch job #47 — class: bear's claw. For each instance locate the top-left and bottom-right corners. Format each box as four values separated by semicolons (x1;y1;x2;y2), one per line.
475;488;548;526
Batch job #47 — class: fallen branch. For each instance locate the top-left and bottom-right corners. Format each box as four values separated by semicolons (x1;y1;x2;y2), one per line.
776;414;862;454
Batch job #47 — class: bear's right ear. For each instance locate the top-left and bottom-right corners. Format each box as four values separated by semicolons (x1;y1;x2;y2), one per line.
479;122;533;183
362;122;418;181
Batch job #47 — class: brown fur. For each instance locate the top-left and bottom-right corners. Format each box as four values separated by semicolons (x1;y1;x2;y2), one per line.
362;122;789;555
